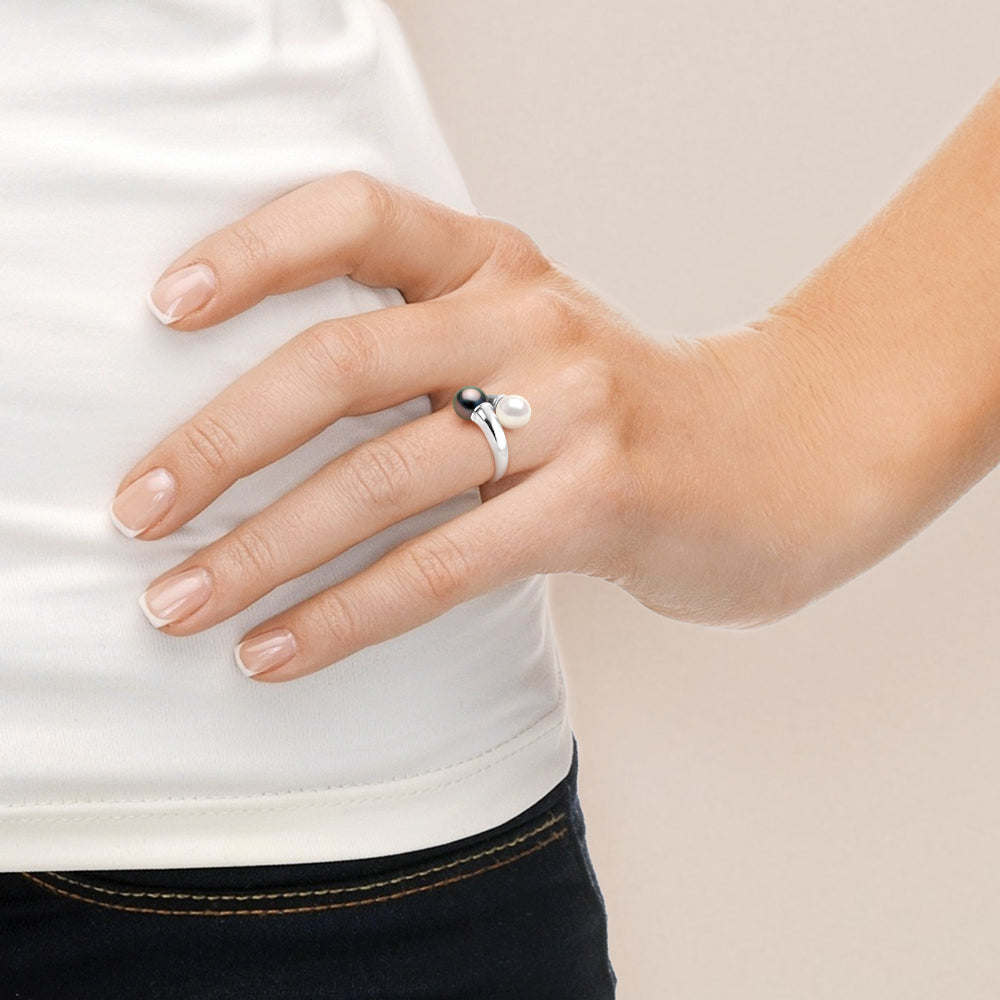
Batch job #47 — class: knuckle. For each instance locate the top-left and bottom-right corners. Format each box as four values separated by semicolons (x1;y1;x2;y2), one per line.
399;534;472;605
551;441;635;565
226;526;280;581
522;283;578;341
549;356;636;520
485;219;553;280
299;319;383;388
554;355;619;414
180;412;243;477
342;436;412;509
338;170;399;233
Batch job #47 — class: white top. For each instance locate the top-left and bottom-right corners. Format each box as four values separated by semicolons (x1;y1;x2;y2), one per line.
0;0;572;871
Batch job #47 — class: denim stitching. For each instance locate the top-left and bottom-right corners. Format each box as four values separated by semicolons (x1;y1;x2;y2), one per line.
21;824;567;917
27;812;565;903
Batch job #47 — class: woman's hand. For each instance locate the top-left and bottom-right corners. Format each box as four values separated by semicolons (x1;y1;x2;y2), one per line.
110;171;826;681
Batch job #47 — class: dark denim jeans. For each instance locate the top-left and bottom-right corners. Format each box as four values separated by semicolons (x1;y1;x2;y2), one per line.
0;748;616;999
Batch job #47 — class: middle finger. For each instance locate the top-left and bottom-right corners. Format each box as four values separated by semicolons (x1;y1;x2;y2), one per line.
110;287;524;541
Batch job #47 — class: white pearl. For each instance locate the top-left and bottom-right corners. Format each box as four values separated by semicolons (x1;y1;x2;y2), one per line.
495;394;531;429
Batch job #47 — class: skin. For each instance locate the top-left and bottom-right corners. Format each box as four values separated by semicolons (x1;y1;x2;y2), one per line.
115;78;1000;682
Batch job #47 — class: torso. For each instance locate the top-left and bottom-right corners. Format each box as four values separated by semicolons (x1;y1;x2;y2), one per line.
0;0;571;870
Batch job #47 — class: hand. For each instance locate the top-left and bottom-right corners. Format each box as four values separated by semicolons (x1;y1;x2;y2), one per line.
111;171;815;682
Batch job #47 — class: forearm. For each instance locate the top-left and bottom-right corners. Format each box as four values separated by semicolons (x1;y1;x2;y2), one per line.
740;77;1000;608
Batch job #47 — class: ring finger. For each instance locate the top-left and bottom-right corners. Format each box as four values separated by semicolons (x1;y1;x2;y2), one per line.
111;287;528;541
136;388;555;636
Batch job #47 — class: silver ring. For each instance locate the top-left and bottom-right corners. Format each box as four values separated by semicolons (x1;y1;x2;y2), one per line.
452;386;532;484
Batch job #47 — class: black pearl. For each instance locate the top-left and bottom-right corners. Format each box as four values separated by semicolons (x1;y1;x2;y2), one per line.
452;385;487;420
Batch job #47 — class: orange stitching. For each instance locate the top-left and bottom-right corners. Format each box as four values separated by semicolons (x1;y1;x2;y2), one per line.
22;827;567;917
33;812;565;903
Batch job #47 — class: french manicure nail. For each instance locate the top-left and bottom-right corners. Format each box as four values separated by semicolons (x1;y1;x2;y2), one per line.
147;263;216;324
235;629;298;678
110;467;178;538
139;567;213;628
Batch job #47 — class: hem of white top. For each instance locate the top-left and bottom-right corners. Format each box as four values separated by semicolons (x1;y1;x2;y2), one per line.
0;706;574;871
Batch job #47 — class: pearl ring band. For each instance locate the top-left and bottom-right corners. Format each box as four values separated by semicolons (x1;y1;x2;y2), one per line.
451;386;531;483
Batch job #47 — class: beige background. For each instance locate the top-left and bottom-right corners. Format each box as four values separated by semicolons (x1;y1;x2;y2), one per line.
389;2;1000;996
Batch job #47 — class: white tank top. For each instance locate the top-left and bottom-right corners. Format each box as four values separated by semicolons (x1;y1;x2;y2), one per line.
0;0;572;870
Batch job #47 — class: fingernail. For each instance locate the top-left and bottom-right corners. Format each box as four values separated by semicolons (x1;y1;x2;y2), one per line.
147;263;216;324
235;629;298;678
110;467;178;538
139;567;213;628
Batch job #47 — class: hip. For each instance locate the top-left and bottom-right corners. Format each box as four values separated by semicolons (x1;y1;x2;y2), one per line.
1;743;617;1000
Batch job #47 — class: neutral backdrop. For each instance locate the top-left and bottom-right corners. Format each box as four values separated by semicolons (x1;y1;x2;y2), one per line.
389;2;1000;997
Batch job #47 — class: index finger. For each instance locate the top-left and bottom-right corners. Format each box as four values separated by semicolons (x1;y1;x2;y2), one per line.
146;172;520;330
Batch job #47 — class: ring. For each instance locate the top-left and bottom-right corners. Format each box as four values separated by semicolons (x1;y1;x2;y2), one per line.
452;386;531;483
